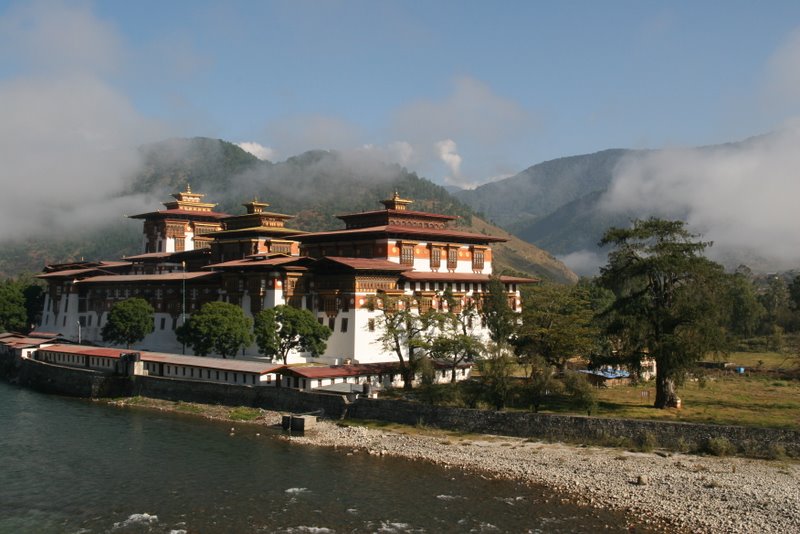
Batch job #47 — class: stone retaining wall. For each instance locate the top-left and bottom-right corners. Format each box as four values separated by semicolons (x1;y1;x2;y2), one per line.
347;398;800;457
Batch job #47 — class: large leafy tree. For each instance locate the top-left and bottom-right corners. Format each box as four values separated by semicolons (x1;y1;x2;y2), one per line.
254;305;332;364
514;283;599;372
101;297;155;349
0;279;28;332
430;290;484;382
599;218;726;409
176;301;253;358
481;277;516;345
370;293;439;389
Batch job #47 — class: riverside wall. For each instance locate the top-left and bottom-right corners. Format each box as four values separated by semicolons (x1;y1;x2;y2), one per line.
2;353;797;457
346;398;800;457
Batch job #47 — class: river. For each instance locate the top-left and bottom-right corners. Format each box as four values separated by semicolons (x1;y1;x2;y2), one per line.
0;381;638;533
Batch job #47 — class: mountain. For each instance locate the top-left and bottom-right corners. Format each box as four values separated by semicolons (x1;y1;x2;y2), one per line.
0;138;576;284
455;149;640;228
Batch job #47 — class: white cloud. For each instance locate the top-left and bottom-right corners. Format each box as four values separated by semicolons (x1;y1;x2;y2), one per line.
0;1;166;240
558;249;608;277
237;141;277;161
436;139;464;186
600;127;800;268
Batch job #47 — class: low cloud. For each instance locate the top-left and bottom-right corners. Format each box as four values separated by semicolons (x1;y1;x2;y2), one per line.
0;1;166;241
601;127;800;269
435;139;464;187
558;249;608;277
237;141;277;161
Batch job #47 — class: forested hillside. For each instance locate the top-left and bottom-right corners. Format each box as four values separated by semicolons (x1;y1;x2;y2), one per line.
0;138;575;283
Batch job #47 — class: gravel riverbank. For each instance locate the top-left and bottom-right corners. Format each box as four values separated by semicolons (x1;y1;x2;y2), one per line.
284;419;799;534
107;398;798;533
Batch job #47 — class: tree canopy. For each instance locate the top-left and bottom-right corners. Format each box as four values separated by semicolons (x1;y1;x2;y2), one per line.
514;283;599;372
101;297;155;349
0;279;28;333
176;301;253;358
481;276;516;345
253;305;331;364
430;289;484;382
598;218;726;408
370;293;439;389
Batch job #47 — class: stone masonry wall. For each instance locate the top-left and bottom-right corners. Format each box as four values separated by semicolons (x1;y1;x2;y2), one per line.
346;398;800;457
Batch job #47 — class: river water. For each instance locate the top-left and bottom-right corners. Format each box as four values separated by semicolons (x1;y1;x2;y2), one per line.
0;381;639;533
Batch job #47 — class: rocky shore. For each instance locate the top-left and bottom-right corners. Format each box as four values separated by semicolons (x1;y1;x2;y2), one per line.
285;420;799;534
107;398;799;533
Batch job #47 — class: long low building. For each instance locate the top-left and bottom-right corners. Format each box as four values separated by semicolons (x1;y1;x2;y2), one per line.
13;340;472;392
35;344;283;387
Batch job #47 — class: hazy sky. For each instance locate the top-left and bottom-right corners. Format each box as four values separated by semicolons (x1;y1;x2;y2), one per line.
3;0;800;190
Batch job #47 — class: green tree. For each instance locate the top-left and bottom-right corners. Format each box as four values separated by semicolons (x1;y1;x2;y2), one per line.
759;276;793;332
723;272;765;339
253;305;332;364
176;301;253;358
599;218;726;409
430;290;484;382
0;279;28;332
524;355;556;413
562;371;598;416
514;283;598;372
481;276;516;345
101;297;155;349
370;293;439;389
479;343;515;410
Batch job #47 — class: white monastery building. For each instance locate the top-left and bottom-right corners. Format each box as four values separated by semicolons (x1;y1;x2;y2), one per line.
37;188;535;364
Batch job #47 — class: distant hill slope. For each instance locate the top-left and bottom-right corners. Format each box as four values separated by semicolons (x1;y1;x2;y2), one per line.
455;148;639;228
0;138;576;283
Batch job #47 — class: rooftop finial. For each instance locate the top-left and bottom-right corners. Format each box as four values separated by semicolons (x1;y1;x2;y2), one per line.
186;183;192;193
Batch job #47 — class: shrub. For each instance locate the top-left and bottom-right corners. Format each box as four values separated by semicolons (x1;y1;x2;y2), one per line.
705;437;735;456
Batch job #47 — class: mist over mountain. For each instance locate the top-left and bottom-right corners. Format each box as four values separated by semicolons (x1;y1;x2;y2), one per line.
0;137;575;284
457;131;800;275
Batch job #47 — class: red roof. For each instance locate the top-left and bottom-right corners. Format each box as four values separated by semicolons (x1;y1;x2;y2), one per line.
337;209;457;221
296;224;506;243
38;261;132;279
77;272;216;284
40;344;284;374
314;257;411;271
128;208;229;220
204;255;306;269
283;362;400;379
401;272;539;283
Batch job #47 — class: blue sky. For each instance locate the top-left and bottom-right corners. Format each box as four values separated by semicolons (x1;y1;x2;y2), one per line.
4;0;800;268
3;0;800;190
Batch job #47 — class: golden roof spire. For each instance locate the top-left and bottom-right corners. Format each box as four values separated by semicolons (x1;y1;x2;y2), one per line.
381;191;413;211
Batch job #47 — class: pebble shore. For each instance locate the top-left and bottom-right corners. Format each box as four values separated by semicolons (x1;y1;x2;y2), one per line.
284;419;800;533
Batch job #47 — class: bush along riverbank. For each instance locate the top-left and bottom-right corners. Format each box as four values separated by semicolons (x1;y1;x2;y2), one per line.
107;396;799;534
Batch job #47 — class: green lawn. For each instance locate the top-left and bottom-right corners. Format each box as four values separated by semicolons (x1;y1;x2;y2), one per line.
586;375;800;429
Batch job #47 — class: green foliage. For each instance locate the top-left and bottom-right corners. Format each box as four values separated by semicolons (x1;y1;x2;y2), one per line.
100;298;155;348
0;279;28;332
704;437;735;456
599;218;727;408
723;271;766;338
479;345;516;410
524;355;557;412
562;371;598;415
482;277;516;345
177;301;253;358
253;305;331;364
370;293;441;389
515;283;599;370
430;290;484;382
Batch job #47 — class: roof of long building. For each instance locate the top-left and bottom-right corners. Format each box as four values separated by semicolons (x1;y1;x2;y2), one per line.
295;224;507;244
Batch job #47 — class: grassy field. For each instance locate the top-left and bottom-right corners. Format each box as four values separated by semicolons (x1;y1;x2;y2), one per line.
535;351;800;429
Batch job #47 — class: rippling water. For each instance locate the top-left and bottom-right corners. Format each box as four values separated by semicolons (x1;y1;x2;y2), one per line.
0;381;639;533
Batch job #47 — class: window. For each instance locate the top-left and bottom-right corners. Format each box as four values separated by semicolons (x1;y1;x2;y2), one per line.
341;318;348;332
368;318;375;332
328;317;335;331
400;244;415;266
318;317;324;325
430;247;441;268
472;249;485;270
447;248;458;269
160;317;166;330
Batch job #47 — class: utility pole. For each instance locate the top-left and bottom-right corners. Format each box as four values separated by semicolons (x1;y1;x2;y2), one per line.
77;320;81;344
